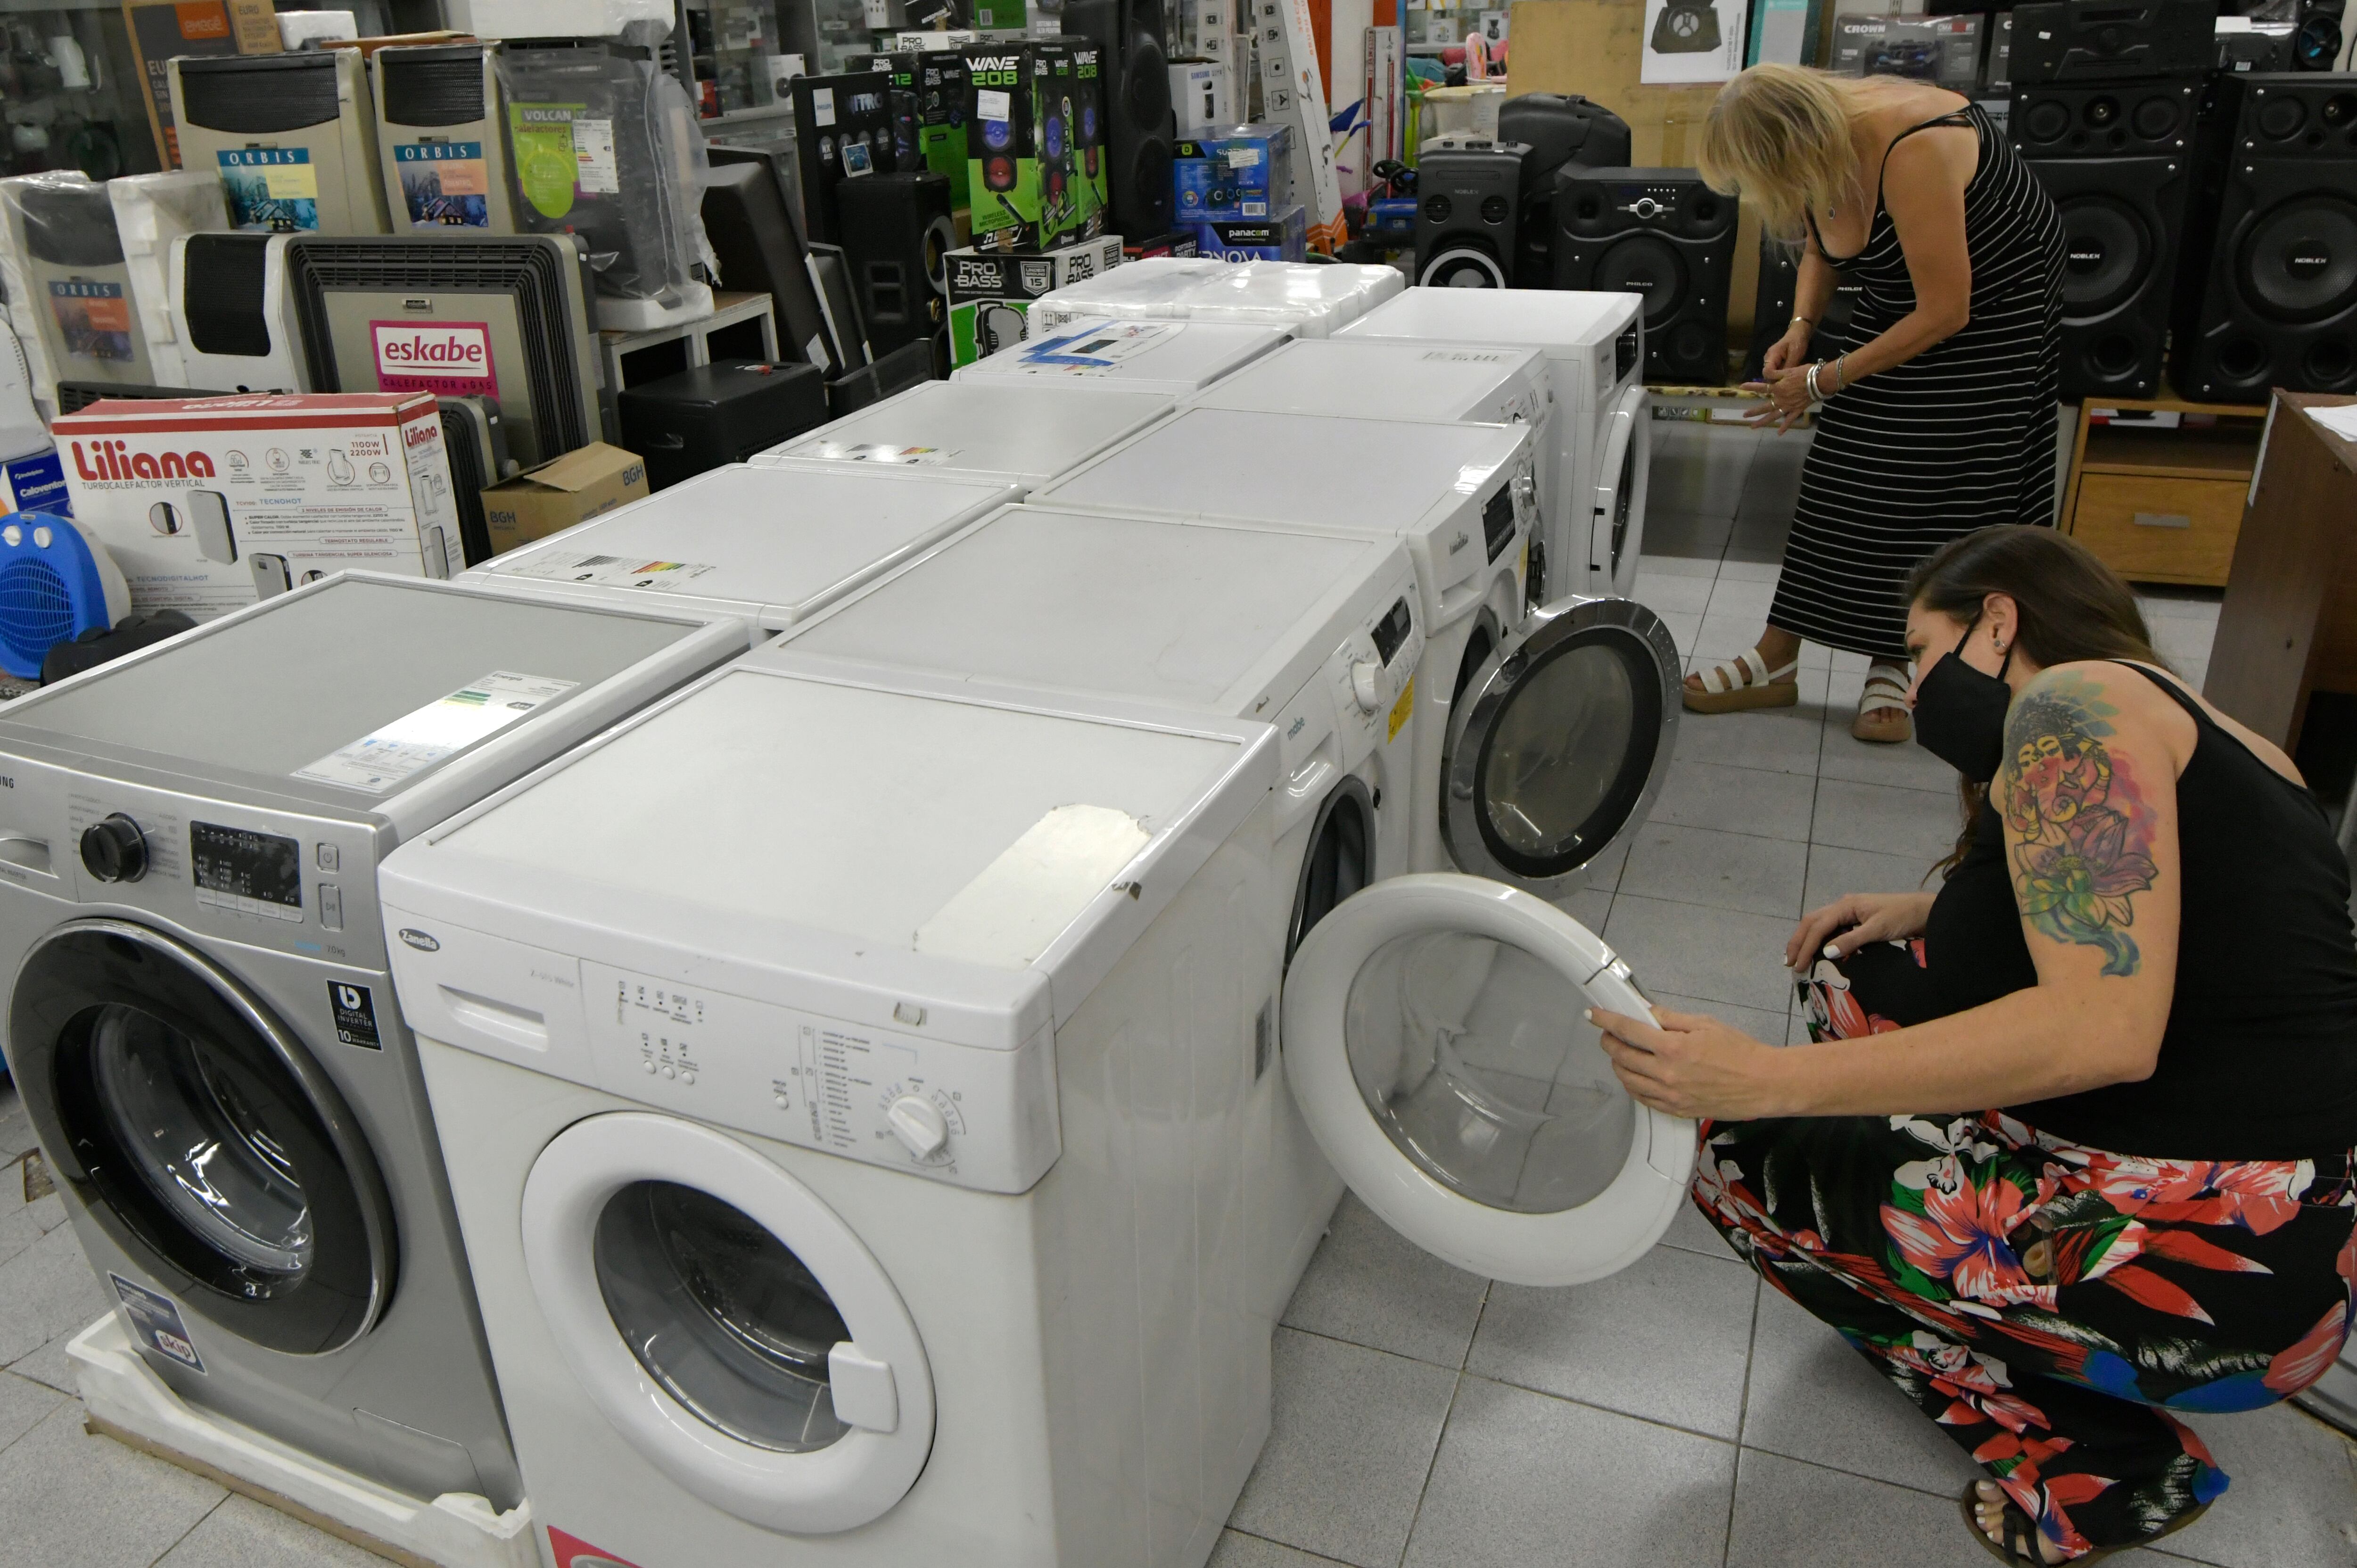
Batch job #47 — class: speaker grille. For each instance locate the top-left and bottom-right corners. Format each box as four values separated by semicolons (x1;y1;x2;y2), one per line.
184;235;274;358
177;55;341;134
2237;195;2357;321
284;238;594;456
379;47;489;128
18;184;124;269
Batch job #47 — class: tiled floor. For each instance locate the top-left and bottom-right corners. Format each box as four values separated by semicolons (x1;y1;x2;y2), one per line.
1210;420;2357;1568
0;420;2340;1568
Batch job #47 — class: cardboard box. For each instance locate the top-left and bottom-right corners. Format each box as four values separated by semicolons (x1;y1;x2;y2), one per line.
945;235;1125;364
55;392;459;621
1830;13;1983;87
1188;205;1307;260
964;45;1055;250
480;442;649;556
1124;230;1202;261
1174;124;1295;222
1065;42;1110;238
846;49;973;208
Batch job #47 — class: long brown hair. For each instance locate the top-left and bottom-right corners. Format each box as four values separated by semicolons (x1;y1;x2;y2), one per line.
1903;525;2167;876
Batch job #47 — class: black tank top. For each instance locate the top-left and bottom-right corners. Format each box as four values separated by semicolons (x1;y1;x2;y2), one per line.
1922;662;2357;1159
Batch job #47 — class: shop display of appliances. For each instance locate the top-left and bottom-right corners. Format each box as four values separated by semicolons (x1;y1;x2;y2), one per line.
951;315;1289;395
751;378;1174;492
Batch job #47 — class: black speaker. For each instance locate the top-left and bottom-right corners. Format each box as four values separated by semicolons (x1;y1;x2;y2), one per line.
1553;167;1738;383
1742;239;1863;381
2172;74;2357;400
1066;0;1174;238
792;72;897;246
2011;0;2217;84
2030;155;2192;396
1496;91;1632;286
837;171;957;357
2009;80;2198;157
2298;0;2347;69
618;361;830;490
1415;142;1525;287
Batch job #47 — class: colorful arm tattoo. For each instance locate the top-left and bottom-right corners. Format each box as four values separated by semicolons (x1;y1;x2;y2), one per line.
1999;671;2162;979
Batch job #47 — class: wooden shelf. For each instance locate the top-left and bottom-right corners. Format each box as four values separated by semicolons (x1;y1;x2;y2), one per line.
2081;423;2262;481
2060;386;2270;588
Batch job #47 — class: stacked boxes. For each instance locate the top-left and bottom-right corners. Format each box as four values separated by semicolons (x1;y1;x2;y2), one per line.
1192;206;1306;260
945;234;1124;364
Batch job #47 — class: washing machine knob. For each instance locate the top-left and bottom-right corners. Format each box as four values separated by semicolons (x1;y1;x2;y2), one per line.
1350;659;1387;713
886;1095;949;1161
80;814;148;883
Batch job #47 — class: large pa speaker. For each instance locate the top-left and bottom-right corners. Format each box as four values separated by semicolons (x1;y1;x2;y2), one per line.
1742;238;1862;381
837;170;957;356
1496;92;1632;286
1066;0;1175;238
1553;166;1737;383
2010;79;2197;157
2010;0;2217;84
1416;142;1526;287
2027;155;2191;397
2171;73;2357;400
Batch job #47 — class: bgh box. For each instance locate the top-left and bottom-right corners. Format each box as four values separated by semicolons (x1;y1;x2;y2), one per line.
54;391;462;621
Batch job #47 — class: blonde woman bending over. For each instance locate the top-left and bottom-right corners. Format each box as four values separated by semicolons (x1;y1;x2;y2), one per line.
1688;65;2064;743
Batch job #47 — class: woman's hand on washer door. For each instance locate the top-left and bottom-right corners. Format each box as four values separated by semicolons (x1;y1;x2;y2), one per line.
1591;1005;1791;1120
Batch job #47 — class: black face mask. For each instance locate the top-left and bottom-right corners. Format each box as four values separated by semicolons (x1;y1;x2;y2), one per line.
1912;616;2014;783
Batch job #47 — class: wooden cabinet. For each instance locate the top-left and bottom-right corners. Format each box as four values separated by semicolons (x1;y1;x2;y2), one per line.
2060;395;2268;586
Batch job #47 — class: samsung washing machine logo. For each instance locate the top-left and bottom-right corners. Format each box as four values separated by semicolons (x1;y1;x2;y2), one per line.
397;928;440;952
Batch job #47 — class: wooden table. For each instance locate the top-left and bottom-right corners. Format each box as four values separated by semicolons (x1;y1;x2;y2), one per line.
2204;392;2357;751
2059;392;2269;587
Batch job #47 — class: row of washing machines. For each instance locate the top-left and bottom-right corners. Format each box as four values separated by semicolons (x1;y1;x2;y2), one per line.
0;280;1689;1568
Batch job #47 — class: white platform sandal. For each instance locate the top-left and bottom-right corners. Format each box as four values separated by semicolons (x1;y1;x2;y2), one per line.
1854;661;1913;743
1683;647;1800;714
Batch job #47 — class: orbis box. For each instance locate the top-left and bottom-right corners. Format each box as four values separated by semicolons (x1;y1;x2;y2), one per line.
1174;124;1294;222
54;391;462;621
1189;205;1306;261
945;235;1124;364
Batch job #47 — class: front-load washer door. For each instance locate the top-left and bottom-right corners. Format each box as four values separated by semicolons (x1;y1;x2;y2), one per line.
1590;385;1650;596
10;920;396;1355
1281;874;1695;1286
1439;594;1679;900
520;1112;935;1536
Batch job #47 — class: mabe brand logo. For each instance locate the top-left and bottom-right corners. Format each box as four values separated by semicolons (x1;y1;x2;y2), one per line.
70;440;215;481
375;322;492;379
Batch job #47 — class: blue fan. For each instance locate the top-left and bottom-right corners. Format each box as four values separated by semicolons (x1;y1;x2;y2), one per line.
0;512;128;679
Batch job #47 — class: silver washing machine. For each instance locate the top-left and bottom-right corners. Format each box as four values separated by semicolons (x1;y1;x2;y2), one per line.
0;573;746;1510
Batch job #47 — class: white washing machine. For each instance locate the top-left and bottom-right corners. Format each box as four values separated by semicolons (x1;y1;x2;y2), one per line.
0;575;746;1515
950;317;1290;396
1036;406;1670;890
748;381;1174;495
377;646;1695;1568
1031;256;1407;339
462;464;1019;627
1336;288;1649;600
1183;336;1548;432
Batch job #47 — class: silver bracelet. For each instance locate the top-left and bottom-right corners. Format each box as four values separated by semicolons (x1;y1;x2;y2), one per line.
1804;362;1823;404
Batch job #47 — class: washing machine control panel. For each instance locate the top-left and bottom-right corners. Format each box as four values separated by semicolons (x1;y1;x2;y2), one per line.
1327;591;1423;758
577;960;1055;1193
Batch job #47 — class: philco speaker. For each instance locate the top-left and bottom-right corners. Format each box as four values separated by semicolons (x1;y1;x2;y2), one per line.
1554;167;1738;383
2010;0;2217;84
1742;237;1863;381
1066;0;1175;239
1496;91;1632;286
1416;141;1527;288
837;170;958;357
2012;80;2198;397
2171;73;2357;400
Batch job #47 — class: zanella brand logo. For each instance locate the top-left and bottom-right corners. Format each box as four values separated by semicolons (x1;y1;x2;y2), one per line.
70;440;215;481
371;320;499;398
397;928;440;951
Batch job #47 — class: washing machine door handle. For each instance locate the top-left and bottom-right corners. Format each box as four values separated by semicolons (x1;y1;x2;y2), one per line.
826;1343;899;1433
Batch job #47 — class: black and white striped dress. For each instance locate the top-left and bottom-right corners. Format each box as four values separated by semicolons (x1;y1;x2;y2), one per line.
1769;104;2065;661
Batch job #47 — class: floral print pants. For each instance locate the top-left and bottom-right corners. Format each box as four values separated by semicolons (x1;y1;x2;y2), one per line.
1696;947;2357;1559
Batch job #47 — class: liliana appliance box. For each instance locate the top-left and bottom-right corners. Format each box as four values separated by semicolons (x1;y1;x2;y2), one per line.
54;391;462;621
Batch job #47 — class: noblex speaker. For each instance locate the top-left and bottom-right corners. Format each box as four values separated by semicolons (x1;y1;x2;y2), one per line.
1066;0;1176;238
2010;0;2217;84
2171;74;2357;400
1496;92;1632;287
1742;238;1863;381
837;171;958;357
1415;142;1526;288
2011;80;2198;397
1554;166;1738;383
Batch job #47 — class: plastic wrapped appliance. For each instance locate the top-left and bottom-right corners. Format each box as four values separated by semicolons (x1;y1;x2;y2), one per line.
107;173;230;392
500;44;715;330
0;175;155;417
169;51;391;236
0;512;129;678
375;43;518;234
282;234;605;467
165;235;308;394
1031;255;1406;338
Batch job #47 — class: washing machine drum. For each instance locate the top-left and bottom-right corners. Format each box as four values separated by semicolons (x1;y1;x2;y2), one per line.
10;921;396;1354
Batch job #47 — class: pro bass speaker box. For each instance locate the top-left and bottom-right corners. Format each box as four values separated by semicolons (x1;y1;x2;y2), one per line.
1554;166;1737;383
2013;82;2199;398
1416;141;1526;288
2172;74;2357;399
837;170;957;355
1742;237;1862;381
1065;0;1175;238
